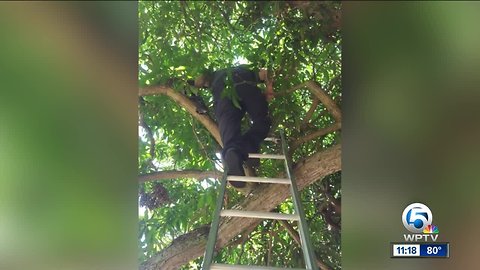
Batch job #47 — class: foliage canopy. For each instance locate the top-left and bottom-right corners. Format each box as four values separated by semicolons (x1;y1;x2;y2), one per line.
138;1;341;269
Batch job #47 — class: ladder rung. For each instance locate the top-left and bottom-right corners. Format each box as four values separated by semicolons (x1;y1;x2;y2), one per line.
221;210;299;221
211;263;309;270
227;176;290;184
248;153;285;159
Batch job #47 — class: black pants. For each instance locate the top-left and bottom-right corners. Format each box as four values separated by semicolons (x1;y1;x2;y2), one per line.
212;69;271;160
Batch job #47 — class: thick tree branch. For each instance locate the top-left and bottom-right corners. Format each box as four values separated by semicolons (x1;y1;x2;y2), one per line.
305;81;341;123
139;85;222;146
139;170;221;183
140;225;210;270
141;144;341;270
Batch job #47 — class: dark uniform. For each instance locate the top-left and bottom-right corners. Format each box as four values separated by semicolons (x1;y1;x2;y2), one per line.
211;66;271;181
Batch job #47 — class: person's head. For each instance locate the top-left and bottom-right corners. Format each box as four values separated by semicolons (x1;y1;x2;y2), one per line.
188;69;213;88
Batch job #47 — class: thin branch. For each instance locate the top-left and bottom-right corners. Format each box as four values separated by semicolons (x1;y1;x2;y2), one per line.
325;192;341;215
301;97;320;129
321;207;341;231
214;4;239;33
267;220;277;266
138;100;157;170
139;170;221;183
139;115;156;162
277;220;332;270
236;237;247;264
310;108;330;126
278;220;301;247
226;221;257;248
291;122;341;151
326;74;341;94
190;115;221;170
139;85;222;146
276;80;341;123
275;81;310;97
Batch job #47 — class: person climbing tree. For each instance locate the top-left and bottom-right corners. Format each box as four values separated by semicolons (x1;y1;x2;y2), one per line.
189;66;274;188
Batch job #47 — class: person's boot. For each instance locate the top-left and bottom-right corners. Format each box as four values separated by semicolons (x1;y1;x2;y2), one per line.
224;148;246;188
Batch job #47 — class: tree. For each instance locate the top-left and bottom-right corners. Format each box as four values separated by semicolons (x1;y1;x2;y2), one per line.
138;1;342;269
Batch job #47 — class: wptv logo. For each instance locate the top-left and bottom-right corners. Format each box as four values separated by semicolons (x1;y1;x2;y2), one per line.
402;203;439;242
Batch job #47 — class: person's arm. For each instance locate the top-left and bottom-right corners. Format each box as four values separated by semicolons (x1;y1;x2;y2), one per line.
258;68;274;102
186;78;209;114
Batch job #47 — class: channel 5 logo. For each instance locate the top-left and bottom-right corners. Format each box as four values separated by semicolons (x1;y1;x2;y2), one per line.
402;203;439;241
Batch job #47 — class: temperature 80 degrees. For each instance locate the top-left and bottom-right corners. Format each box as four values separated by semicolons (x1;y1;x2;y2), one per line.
427;246;441;255
419;243;449;257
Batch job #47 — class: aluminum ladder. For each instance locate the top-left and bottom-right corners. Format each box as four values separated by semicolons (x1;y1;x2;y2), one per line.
201;131;319;270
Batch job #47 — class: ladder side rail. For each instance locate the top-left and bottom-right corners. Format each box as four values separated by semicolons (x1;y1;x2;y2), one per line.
280;130;319;270
202;171;229;270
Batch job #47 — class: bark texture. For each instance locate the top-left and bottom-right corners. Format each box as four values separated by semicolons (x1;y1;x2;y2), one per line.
140;144;341;270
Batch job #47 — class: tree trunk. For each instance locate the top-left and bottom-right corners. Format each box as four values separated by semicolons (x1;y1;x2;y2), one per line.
140;144;341;270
